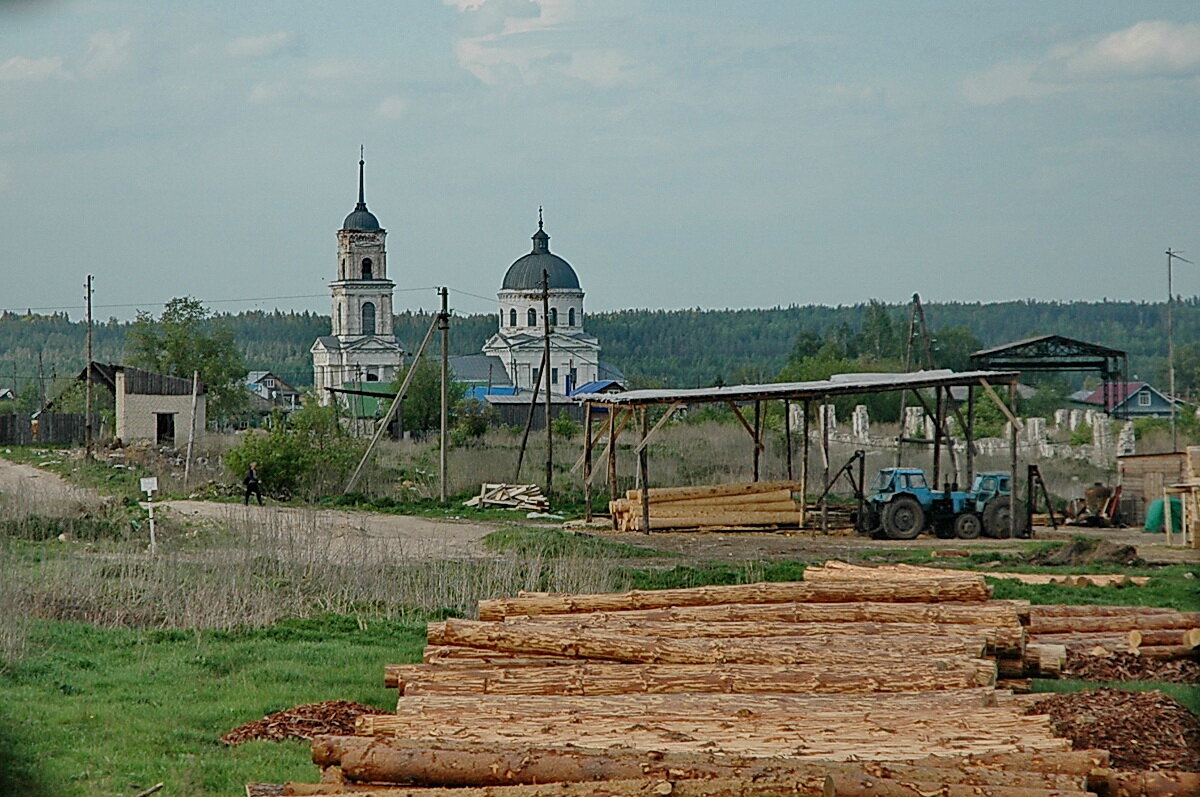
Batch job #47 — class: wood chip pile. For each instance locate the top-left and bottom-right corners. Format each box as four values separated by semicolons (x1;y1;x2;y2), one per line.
609;480;806;532
463;484;549;512
221;701;387;746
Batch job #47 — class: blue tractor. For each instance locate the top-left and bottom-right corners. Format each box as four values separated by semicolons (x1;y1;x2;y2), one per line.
858;468;1028;540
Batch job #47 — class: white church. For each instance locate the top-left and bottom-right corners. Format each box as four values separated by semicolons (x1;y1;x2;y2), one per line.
312;158;619;421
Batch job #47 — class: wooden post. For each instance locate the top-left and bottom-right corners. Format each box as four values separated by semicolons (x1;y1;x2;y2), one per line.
821;396;830;534
183;370;199;489
608;407;619;530
1164;488;1174;547
439;287;449;504
542;270;553;500
784;399;793;480
966;385;975;485
752;400;762;482
84;274;93;461
800;399;810;528
931;386;943;490
583;402;594;522
638;407;650;535
1008;381;1018;539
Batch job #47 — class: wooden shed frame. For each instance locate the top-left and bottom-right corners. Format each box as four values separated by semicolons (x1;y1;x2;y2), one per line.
572;369;1021;533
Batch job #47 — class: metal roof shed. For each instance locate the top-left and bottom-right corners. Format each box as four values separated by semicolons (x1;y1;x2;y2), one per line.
571;369;1022;533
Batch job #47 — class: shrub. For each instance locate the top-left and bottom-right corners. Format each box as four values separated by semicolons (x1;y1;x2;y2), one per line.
225;402;365;499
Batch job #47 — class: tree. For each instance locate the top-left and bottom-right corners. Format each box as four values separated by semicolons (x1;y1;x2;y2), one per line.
125;297;247;423
931;326;983;372
860;300;900;360
384;358;467;434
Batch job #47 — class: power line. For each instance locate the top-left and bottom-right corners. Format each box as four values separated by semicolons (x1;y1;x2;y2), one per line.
0;287;443;315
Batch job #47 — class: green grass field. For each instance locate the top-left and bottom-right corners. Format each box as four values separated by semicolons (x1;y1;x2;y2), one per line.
0;616;424;796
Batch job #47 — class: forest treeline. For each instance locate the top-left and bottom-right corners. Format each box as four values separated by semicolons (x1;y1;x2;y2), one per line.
1;298;1197;404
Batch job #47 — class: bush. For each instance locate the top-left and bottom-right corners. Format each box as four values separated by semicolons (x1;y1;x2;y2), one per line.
551;410;581;439
225;402;365;500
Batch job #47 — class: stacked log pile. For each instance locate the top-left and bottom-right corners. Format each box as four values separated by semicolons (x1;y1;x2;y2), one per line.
248;562;1197;795
806;562;1199;662
608;481;805;531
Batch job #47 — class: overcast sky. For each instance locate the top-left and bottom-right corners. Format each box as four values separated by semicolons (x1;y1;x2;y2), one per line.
1;1;1198;321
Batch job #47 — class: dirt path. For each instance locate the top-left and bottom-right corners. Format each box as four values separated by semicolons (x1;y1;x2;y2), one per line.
0;454;102;509
159;500;505;560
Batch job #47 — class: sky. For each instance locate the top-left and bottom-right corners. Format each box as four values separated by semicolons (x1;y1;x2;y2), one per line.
1;0;1198;321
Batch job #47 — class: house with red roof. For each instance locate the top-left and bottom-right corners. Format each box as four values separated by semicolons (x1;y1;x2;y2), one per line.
1071;381;1180;419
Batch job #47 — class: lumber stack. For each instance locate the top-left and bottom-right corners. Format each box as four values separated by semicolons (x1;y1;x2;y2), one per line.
250;562;1197;796
1027;605;1200;660
463;483;548;511
609;480;806;531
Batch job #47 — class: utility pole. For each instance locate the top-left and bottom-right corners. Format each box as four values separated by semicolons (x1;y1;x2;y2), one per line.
84;274;94;461
37;351;46;409
542;269;553;500
438;287;449;503
1166;249;1192;453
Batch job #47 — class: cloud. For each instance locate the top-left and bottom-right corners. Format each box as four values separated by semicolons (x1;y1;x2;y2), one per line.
963;20;1200;105
80;29;131;78
227;31;302;60
1057;20;1200;79
0;55;68;82
444;0;630;87
376;95;406;119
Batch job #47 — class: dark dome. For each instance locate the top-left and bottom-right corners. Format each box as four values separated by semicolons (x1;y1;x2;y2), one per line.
501;220;581;290
342;205;380;231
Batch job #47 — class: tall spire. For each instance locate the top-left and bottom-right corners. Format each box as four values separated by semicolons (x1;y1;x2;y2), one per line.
532;206;549;253
356;146;367;209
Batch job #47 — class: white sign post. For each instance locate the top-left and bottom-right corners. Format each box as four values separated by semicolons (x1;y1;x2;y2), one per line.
140;477;159;554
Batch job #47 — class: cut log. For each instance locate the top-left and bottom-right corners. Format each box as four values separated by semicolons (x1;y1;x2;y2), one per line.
824;773;1090;797
1131;644;1200;660
390;659;997;695
433;618;1024;657
1027;613;1200;635
313;737;1084;790
476;579;992;620
357;709;1066;760
421;646;579;667
909;750;1110;777
1023;643;1067;678
1029;605;1177;618
1087;769;1200;797
437;618;989;664
647;501;803;516
271;777;833;796
1127;628;1200;649
624;511;805;530
1027;633;1131;653
625;481;802;503
501;600;1024;627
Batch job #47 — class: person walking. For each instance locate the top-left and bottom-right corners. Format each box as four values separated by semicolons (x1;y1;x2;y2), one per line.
243;461;264;506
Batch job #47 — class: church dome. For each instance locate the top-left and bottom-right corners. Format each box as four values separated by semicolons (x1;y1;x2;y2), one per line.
501;217;581;291
342;206;381;231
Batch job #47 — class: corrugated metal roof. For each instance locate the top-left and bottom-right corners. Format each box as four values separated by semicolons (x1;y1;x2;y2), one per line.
572;369;1020;406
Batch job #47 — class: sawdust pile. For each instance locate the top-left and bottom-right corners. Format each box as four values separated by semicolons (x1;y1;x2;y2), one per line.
221;700;389;745
1028;689;1200;771
1063;650;1200;684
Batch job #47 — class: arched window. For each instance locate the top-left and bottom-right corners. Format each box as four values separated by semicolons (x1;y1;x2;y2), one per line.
568;307;576;326
549;307;558;326
361;258;373;279
509;308;517;327
528;308;537;327
365;372;379;382
362;301;376;335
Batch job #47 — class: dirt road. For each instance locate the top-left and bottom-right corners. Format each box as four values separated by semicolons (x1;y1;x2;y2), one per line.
159;499;504;560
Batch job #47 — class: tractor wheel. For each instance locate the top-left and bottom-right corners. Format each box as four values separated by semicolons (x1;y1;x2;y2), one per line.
983;497;1029;539
883;496;925;540
954;512;982;540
